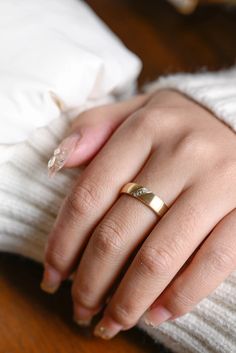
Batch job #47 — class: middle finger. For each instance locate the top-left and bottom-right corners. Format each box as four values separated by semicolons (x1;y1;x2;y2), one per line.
72;147;189;323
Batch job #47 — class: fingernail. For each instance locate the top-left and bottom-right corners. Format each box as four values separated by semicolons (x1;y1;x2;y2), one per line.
47;132;81;177
74;305;93;327
144;305;172;327
40;264;61;294
49;91;66;112
94;316;122;340
74;317;92;327
167;0;197;13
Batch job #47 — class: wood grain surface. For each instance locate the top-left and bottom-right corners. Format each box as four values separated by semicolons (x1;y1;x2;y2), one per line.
1;1;236;352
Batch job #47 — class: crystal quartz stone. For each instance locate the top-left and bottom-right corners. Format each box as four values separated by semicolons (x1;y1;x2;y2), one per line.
47;155;56;169
131;187;152;197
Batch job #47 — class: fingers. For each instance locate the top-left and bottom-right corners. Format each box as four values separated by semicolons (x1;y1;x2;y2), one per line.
71;148;188;324
47;94;149;176
42;107;154;293
93;180;234;339
145;207;236;326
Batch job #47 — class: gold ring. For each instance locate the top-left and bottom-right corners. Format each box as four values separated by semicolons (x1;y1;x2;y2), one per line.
120;182;169;218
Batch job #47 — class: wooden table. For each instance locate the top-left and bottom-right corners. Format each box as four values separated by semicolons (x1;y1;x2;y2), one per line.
1;1;236;351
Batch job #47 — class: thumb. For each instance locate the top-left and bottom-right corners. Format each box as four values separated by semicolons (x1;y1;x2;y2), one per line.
47;94;149;177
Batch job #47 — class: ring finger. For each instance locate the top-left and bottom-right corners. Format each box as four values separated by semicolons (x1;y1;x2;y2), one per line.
72;146;191;324
92;173;235;339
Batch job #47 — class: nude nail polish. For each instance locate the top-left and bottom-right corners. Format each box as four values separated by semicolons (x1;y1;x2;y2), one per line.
167;0;198;13
94;317;122;340
74;305;93;327
47;132;81;177
40;264;61;294
74;317;92;327
144;305;172;327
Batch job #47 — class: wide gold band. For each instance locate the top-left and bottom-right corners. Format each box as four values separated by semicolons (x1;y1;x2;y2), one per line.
120;182;169;218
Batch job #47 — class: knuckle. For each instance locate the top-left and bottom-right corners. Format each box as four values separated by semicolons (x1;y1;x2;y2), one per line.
176;133;216;160
45;246;69;275
108;302;136;328
130;109;160;137
169;286;196;315
157;109;181;130
92;219;124;257
204;246;236;273
137;108;159;125
214;158;236;183
137;246;173;278
66;181;100;217
136;107;178;130
129;107;183;143
72;283;95;309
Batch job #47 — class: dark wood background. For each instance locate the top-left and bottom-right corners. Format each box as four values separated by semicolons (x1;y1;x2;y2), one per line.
1;1;236;351
87;0;236;85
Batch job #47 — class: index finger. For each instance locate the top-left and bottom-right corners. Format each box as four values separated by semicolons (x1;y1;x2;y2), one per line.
41;111;154;292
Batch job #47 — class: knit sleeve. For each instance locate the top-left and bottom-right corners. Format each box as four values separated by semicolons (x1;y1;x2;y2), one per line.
145;67;236;132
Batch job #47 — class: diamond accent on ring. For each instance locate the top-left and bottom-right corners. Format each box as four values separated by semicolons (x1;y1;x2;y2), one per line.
131;187;152;197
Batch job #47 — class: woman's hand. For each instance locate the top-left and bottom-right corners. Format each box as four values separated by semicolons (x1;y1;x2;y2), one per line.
42;90;236;339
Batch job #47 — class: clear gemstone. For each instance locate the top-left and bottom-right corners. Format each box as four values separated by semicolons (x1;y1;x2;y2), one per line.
132;187;151;197
48;156;56;168
53;148;61;156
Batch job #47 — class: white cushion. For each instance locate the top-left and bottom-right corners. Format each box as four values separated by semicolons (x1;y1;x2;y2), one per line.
0;0;141;144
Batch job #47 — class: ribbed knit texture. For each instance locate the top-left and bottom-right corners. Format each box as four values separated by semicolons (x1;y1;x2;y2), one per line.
1;68;236;352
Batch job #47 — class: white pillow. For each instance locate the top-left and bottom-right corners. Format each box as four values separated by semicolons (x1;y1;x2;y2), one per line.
0;0;141;144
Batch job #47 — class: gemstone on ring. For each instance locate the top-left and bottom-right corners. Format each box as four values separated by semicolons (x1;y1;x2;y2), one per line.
131;187;152;197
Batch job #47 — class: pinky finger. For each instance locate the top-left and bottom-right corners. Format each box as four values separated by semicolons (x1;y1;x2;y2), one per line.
144;208;236;326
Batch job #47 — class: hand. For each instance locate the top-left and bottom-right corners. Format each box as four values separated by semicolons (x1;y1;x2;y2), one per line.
42;89;236;339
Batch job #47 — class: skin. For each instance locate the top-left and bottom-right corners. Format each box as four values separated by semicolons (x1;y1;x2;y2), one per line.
42;90;236;338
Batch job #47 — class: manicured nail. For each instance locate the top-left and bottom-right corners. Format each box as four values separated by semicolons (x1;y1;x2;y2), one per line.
47;132;81;177
74;305;93;327
40;264;61;294
144;305;172;327
74;317;92;327
49;91;66;112
94;316;122;340
167;0;197;13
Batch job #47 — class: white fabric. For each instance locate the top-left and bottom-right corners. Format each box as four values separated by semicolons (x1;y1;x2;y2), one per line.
0;0;141;144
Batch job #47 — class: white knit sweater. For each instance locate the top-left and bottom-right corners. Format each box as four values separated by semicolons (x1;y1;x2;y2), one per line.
1;68;236;353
